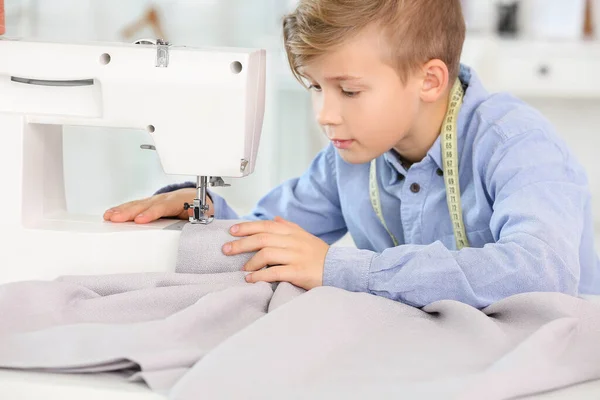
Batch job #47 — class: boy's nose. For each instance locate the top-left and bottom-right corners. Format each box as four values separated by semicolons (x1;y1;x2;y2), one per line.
316;99;343;127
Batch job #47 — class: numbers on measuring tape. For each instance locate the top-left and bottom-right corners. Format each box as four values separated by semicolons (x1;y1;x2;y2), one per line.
441;80;470;250
369;79;469;250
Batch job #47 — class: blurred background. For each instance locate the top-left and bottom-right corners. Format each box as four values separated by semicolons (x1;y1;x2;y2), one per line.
2;0;600;239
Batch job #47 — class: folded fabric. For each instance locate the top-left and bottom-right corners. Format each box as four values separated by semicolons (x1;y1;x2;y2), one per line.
175;221;255;274
171;289;600;400
1;219;600;399
0;220;306;393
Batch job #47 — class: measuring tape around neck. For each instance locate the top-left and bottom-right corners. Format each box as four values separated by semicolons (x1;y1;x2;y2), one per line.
369;79;470;250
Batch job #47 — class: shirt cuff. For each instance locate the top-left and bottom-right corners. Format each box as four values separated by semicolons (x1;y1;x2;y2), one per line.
322;246;375;293
153;181;196;195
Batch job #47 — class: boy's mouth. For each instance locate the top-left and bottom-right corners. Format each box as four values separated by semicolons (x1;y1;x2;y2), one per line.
331;139;354;150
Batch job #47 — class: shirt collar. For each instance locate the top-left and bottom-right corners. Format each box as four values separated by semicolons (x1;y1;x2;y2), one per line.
383;150;409;185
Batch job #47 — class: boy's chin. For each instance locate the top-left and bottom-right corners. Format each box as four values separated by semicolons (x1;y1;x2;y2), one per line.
336;149;377;165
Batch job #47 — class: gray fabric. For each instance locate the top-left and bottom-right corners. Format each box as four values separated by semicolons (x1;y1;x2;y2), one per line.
171;288;600;400
175;221;254;274
268;281;308;313
0;220;305;394
0;277;275;392
1;219;600;399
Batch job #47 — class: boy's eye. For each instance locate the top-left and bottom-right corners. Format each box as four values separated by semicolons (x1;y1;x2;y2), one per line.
342;89;360;98
308;84;322;92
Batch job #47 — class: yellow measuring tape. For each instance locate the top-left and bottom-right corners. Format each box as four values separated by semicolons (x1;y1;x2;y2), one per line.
369;79;470;250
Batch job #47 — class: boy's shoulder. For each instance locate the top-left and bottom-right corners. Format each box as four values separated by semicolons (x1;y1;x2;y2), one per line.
460;67;582;177
460;66;560;150
464;86;585;184
468;91;556;145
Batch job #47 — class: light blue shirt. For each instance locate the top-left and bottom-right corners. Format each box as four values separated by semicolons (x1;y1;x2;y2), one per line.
167;65;600;308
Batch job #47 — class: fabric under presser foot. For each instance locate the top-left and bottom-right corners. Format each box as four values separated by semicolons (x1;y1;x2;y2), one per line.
175;219;255;274
175;220;307;311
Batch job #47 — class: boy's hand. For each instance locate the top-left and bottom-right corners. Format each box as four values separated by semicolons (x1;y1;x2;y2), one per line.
223;217;330;290
103;188;209;224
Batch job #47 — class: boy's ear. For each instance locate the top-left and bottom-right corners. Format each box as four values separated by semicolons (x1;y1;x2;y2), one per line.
419;60;450;103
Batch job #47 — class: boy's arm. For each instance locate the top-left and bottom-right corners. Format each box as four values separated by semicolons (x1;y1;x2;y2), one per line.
325;129;585;308
156;145;348;244
241;145;347;244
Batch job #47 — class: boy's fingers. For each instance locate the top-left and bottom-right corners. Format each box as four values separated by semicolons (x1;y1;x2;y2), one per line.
133;203;167;224
134;197;189;223
103;210;114;221
243;248;295;272
230;220;291;237
103;208;123;221
246;265;296;284
224;234;293;255
106;202;150;223
104;199;142;219
277;217;304;230
273;216;299;228
103;193;186;223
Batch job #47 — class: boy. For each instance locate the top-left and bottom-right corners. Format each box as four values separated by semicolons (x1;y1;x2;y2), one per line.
104;0;600;308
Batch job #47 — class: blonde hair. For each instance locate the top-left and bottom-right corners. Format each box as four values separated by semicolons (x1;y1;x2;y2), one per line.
283;0;466;86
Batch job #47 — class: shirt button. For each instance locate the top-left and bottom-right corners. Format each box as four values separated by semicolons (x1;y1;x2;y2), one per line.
410;183;421;193
436;168;444;176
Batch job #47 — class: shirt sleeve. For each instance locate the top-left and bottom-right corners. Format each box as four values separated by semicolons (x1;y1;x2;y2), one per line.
241;144;348;244
155;144;348;244
323;128;586;308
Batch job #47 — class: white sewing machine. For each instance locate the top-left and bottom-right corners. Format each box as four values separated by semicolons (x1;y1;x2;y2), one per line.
0;38;266;284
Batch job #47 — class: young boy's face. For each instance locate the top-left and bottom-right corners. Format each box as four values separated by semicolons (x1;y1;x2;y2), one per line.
301;26;424;164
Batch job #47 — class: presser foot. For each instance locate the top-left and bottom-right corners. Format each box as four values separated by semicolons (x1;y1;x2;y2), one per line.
184;201;214;224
